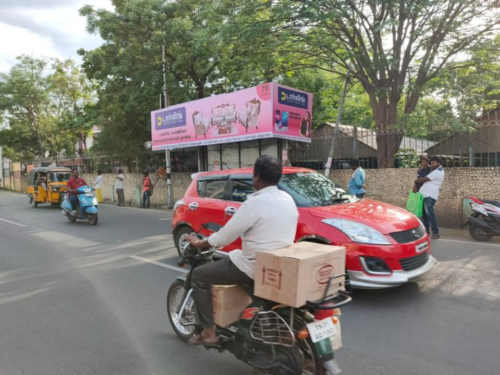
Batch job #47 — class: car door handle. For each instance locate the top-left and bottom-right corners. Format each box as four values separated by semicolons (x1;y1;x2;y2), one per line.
188;202;199;210
225;206;237;216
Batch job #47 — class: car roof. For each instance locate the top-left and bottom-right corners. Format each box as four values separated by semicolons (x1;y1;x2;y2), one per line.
193;166;315;179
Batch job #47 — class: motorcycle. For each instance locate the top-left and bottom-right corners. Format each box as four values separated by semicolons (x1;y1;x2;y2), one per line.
467;197;500;241
167;222;351;375
61;185;99;225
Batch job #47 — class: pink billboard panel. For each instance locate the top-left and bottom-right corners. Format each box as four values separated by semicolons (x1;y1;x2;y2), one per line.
151;83;312;151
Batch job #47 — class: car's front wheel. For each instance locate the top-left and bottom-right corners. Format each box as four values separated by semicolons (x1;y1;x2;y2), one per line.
174;226;193;258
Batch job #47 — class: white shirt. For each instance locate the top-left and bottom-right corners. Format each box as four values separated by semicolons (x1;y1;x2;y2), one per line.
208;186;299;279
94;175;103;189
115;174;124;189
419;167;444;200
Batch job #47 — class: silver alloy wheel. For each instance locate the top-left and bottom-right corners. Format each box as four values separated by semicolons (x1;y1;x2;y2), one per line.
168;284;196;336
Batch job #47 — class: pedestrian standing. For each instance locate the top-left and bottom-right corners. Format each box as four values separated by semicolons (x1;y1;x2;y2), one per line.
413;156;431;193
142;171;151;209
115;169;125;206
415;156;445;239
348;159;366;199
94;170;103;203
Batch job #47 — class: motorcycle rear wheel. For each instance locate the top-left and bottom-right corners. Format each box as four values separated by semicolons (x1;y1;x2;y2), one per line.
295;337;327;375
167;280;196;341
469;224;493;241
271;345;303;375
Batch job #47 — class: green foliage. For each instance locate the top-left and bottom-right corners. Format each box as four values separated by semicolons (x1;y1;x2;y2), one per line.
0;56;92;160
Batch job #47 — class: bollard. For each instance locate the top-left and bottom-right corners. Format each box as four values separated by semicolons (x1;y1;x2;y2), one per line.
110;184;115;203
135;186;141;207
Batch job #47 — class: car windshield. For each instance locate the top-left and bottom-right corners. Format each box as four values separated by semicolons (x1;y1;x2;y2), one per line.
279;172;356;207
49;172;71;182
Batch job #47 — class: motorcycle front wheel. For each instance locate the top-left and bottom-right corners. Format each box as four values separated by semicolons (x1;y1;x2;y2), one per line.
88;213;98;225
167;280;196;341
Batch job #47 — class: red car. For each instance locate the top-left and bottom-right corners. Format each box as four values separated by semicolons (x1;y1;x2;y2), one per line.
172;167;436;289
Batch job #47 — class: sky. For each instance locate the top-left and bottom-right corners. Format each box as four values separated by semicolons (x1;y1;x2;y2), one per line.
0;0;114;73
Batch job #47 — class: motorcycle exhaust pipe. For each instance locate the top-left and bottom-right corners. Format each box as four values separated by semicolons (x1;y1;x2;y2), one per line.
468;216;500;234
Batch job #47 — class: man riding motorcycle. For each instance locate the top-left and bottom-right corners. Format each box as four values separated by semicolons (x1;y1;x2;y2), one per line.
185;155;299;346
66;169;88;215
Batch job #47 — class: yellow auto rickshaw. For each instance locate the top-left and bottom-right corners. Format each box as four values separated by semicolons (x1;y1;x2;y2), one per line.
27;167;72;208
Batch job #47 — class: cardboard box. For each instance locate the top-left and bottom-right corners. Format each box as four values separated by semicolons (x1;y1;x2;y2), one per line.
212;285;253;327
255;242;346;308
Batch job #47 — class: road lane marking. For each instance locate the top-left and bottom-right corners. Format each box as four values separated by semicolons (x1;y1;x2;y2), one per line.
439;238;500;248
158;218;172;221
129;255;184;273
0;218;27;227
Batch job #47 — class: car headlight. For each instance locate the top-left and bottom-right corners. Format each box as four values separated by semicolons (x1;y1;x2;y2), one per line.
322;218;391;245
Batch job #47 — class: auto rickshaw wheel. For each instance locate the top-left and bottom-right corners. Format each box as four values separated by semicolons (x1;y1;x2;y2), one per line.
30;196;38;208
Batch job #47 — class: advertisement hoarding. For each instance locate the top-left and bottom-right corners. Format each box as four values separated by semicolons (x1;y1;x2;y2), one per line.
150;83;312;151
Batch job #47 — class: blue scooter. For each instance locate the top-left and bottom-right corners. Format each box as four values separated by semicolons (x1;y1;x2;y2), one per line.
61;185;99;225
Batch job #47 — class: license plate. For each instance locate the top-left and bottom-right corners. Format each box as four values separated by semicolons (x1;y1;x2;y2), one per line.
307;318;337;343
416;241;429;253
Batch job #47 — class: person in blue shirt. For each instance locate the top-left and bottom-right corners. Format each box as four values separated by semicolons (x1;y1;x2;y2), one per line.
348;158;366;198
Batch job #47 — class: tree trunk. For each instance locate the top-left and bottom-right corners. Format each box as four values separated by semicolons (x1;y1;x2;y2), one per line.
372;97;403;168
196;81;205;99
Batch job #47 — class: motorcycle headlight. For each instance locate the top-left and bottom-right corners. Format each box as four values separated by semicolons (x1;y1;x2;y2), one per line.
322;218;391;245
92;198;98;205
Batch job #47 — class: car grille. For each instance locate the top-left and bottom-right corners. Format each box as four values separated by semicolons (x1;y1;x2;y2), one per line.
390;226;426;244
399;252;429;272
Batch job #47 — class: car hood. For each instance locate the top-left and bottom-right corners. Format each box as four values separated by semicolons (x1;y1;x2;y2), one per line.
308;199;421;234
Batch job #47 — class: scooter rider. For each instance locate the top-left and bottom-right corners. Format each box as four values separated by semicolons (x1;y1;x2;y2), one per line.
185;155;299;346
66;169;88;215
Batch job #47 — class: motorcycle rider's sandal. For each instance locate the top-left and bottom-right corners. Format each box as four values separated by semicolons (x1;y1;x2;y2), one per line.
187;334;218;346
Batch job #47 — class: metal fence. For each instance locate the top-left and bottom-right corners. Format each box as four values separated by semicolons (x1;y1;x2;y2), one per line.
289;120;500;169
24;148;199;174
14;117;500;173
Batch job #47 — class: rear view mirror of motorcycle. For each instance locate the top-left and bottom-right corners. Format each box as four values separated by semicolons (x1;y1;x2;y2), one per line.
203;222;223;233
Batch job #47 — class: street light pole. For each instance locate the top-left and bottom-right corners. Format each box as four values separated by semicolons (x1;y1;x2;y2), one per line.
162;44;173;207
324;67;351;177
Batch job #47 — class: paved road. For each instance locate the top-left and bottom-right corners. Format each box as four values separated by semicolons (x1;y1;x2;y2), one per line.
0;190;499;375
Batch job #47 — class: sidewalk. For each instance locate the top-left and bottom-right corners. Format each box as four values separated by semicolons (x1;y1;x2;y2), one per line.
439;227;500;244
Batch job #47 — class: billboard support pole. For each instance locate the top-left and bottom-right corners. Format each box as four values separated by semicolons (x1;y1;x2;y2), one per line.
324;67;350;177
162;44;173;208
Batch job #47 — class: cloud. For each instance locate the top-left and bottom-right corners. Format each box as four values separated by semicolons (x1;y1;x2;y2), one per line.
0;0;114;72
0;0;83;10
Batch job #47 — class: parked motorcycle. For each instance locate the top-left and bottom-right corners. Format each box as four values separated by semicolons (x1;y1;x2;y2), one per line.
467;197;500;241
167;222;351;375
61;186;99;225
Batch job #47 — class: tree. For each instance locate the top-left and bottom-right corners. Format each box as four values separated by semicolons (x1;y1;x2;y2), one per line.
0;56;94;161
227;0;500;167
78;0;239;158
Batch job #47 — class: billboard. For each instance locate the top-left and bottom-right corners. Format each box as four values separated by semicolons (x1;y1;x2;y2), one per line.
151;83;312;151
